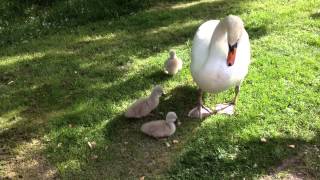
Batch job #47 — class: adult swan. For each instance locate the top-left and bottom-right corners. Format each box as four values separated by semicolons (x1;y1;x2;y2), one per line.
188;15;251;118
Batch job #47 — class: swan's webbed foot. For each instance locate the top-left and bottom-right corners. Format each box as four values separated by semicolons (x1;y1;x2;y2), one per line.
188;89;215;119
188;104;213;119
214;103;235;115
214;85;240;115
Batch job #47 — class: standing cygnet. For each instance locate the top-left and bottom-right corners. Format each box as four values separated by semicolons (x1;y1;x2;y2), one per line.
125;85;164;118
164;50;183;75
141;112;177;138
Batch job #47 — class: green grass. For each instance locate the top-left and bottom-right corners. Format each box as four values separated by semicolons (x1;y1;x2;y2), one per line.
0;0;320;179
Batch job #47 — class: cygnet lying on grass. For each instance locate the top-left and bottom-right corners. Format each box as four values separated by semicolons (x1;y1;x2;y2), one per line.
124;85;164;118
141;112;177;138
164;50;183;75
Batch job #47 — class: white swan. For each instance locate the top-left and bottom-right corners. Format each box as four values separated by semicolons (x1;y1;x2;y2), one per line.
188;15;251;118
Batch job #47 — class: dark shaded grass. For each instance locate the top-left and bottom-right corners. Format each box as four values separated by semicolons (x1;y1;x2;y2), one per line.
310;12;320;19
0;0;195;47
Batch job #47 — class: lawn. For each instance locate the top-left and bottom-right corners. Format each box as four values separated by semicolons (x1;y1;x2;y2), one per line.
0;0;319;179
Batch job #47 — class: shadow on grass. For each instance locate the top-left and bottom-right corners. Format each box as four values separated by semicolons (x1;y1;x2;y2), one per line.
146;70;173;84
1;0;265;57
310;12;320;19
246;25;268;40
0;0;200;46
158;85;198;117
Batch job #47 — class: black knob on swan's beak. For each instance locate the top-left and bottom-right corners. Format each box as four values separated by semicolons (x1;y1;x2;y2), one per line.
227;61;235;66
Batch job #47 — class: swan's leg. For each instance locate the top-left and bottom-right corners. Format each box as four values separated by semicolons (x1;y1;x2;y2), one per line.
199;89;213;114
230;85;240;105
214;85;240;115
188;89;213;119
231;85;240;105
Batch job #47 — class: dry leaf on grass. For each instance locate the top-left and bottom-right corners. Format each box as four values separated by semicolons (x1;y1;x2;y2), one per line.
260;137;267;143
165;142;171;147
88;141;96;149
57;143;62;148
172;140;179;144
288;144;295;149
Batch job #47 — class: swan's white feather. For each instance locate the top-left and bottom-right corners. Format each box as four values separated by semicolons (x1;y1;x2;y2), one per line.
191;19;250;93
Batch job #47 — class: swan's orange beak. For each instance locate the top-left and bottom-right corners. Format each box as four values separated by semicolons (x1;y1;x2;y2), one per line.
227;48;237;66
227;43;238;66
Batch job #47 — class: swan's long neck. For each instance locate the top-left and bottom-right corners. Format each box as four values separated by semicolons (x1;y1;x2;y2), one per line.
209;20;227;53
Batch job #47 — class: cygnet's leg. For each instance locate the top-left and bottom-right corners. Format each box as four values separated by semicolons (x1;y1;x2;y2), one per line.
188;89;213;119
215;85;240;115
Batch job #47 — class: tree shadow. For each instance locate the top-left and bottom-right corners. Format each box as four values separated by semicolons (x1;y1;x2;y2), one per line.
158;85;198;118
146;70;172;85
1;0;200;47
2;0;249;56
310;12;320;19
246;24;268;40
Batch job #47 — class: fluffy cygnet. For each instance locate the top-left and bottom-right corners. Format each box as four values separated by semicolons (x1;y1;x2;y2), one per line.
164;50;183;75
141;112;177;138
125;85;164;118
